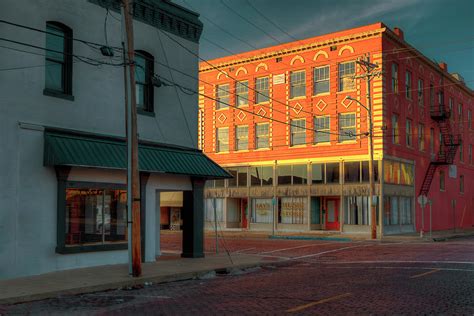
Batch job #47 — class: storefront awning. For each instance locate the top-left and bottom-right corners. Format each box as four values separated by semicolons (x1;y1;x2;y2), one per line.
43;130;231;179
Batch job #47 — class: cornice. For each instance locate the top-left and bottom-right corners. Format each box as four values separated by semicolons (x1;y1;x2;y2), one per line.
199;28;386;72
384;30;473;96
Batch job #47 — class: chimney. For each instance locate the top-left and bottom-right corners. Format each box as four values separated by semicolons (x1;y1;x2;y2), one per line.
393;27;404;40
438;62;448;72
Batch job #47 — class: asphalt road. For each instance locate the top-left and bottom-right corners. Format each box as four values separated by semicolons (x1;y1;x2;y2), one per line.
2;234;474;315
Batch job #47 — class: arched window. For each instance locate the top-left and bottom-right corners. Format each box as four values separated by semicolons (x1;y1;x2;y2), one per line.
135;50;154;113
44;21;73;97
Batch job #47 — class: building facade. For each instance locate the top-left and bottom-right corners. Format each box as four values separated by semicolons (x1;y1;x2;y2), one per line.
0;0;228;279
199;23;474;236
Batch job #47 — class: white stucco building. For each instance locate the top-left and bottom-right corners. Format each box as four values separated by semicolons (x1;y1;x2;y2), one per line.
0;0;228;279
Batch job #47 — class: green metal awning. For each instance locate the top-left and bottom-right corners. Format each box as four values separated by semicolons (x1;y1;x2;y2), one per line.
43;130;230;179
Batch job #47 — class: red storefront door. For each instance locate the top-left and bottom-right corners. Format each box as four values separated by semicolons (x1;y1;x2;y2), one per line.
325;198;340;230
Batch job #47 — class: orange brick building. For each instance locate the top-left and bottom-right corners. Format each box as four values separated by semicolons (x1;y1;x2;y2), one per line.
198;22;474;236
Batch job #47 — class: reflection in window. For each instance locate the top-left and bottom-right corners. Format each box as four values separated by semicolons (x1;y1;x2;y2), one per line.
235;125;248;151
65;188;127;246
135;51;154;112
326;163;340;183
216;127;229;152
255;77;269;103
216;84;230;109
277;165;292;185
250;166;273;186
292;165;307;185
256;123;269;149
313;66;329;94
314;116;330;143
344;161;360;183
311;164;324;184
291;119;306;146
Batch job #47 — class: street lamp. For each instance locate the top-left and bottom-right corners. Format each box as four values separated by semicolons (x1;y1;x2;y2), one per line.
347;96;377;239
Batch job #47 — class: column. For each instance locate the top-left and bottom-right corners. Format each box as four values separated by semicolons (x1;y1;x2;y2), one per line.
182;177;205;258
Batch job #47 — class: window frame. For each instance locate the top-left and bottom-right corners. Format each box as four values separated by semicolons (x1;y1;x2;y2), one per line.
338;61;355;91
313;65;330;95
391;63;398;94
235;125;249;151
314;115;330;144
418;123;425;151
406;119;413;147
216;83;230;110
290;70;306;98
460;175;464;194
338;113;356;142
216;127;229;152
439;170;445;191
255;77;269;104
56;180;128;254
290;118;306;146
236;80;249;107
135;50;155;114
392;114;400;145
405;70;412;99
417;78;424;108
44;21;73;100
255;123;270;149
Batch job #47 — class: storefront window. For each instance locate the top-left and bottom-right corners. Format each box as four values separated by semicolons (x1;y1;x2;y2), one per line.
227;168;237;187
65;188;127;246
204;198;224;222
326;163;340;183
227;167;247;187
249;166;261;186
278;197;307;224
311;164;324;184
400;163;414;185
344;161;360;183
277;165;292;185
361;161;379;182
249;166;274;186
251;199;273;223
292;165;307;185
261;166;273;186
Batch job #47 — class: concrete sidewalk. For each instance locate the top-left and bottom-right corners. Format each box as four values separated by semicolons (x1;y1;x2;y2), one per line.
0;253;280;305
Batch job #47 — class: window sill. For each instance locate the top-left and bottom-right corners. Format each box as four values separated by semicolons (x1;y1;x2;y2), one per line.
290;144;307;148
216;151;230;154
312;92;330;97
237;104;249;108
216;107;230;111
337;141;358;145
56;243;127;254
255;101;270;106
313;142;331;146
235;149;250;153
337;89;357;94
254;147;271;151
43;89;74;101
137;109;155;117
289;96;306;101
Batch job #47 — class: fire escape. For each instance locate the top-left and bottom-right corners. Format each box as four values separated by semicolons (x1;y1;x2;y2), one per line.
419;100;462;196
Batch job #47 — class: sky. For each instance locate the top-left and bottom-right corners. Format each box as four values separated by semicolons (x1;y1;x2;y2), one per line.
175;0;474;89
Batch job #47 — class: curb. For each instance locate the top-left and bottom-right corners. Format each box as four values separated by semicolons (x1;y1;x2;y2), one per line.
0;261;277;306
432;232;474;242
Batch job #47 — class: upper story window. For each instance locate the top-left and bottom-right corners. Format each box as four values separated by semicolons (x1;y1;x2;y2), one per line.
216;127;229;152
449;98;454;122
314;116;330;143
469;144;472;164
418;123;425;151
255;123;269;149
338;113;356;142
459;143;464;162
392;114;400;144
338;62;355;91
236;80;249;107
429;84;434;110
277;165;307;185
458;103;463;122
391;63;398;93
216;84;230;110
468;109;472;129
255;77;269;103
430;128;435;154
313;66;330;94
290;70;306;98
405;71;412;99
45;22;73;97
290;119;306;146
406;119;413;147
135;51;154;113
417;78;424;107
235;125;248;151
227;167;248;187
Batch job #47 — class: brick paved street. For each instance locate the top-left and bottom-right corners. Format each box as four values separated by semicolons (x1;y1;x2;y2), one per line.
2;234;474;315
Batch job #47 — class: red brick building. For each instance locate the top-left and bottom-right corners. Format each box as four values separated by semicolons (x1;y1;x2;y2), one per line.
198;22;473;236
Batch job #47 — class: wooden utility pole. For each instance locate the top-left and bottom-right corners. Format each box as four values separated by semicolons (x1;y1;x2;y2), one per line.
353;55;381;240
122;0;141;277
